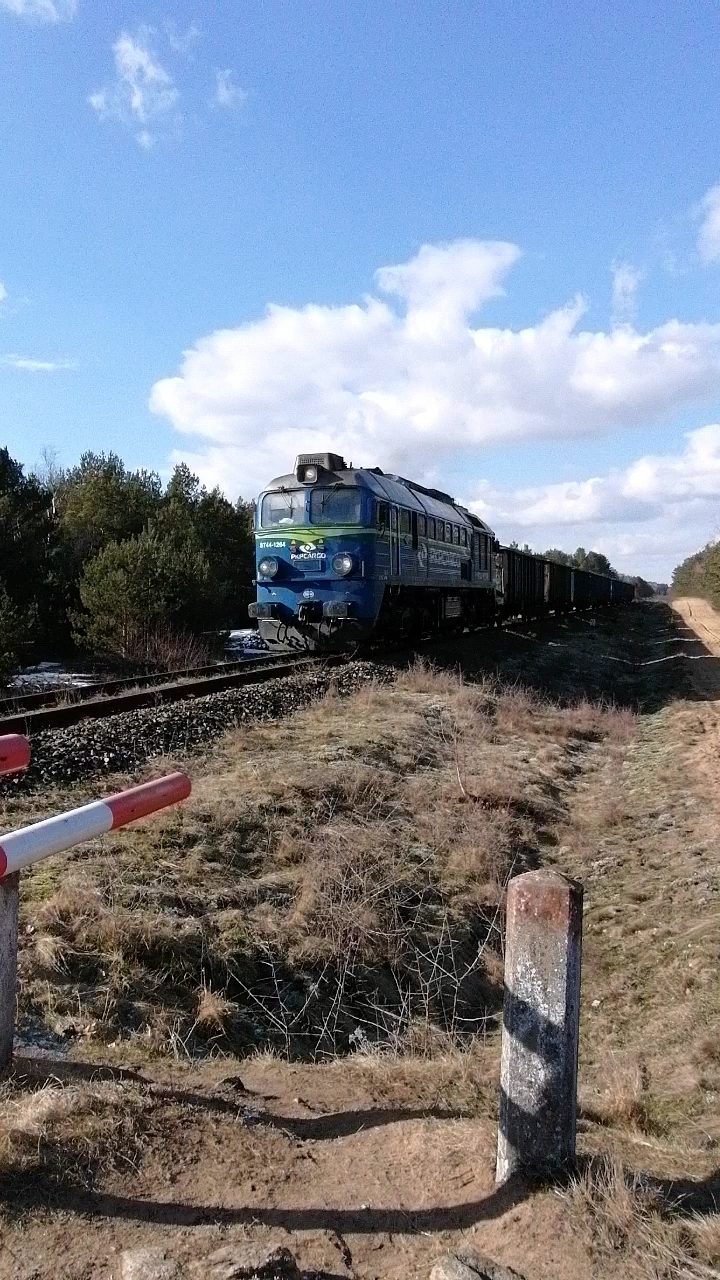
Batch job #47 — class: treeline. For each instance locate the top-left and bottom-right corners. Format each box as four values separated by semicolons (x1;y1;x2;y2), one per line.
543;545;615;575
672;541;720;607
543;545;660;597
0;448;254;681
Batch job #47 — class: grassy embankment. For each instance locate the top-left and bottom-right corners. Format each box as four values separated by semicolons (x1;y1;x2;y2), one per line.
2;604;720;1278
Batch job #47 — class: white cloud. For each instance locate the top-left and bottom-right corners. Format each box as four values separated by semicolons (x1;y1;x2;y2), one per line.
0;0;76;21
0;354;75;371
213;69;246;109
164;21;201;53
466;425;720;578
89;30;179;148
611;262;642;325
150;238;720;504
697;184;720;263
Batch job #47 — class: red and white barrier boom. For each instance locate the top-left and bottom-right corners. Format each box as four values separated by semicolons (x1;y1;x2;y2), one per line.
0;771;191;878
0;735;30;777
0;765;191;1069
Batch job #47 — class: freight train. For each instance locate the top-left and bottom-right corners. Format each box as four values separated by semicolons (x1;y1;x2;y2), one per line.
248;452;635;651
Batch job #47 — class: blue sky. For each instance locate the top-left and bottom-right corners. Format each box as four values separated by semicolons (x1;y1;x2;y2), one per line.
3;0;720;578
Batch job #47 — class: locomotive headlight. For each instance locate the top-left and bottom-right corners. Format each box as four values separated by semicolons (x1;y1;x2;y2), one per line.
258;556;279;579
331;552;355;576
303;465;318;483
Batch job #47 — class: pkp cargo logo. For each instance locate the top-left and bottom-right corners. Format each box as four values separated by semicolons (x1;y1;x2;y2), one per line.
290;538;326;562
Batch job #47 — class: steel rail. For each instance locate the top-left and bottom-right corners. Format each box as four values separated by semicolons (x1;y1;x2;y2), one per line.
0;651;293;716
0;653;344;736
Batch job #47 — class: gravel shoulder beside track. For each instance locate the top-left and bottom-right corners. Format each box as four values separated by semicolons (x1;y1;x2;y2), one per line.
0;660;391;792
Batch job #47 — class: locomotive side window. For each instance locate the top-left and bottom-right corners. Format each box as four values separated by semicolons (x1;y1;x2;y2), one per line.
479;535;488;571
436;521;444;541
453;526;461;546
261;490;306;527
461;528;467;547
375;500;389;528
399;509;411;535
418;514;426;537
446;522;453;542
428;517;436;539
310;487;363;524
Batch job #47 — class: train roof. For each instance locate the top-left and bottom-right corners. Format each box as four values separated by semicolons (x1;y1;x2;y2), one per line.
261;462;495;536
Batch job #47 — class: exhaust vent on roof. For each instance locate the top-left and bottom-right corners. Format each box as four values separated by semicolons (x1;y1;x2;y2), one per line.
295;452;347;473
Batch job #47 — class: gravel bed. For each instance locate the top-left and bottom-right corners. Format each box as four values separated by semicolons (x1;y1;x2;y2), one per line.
0;660;393;793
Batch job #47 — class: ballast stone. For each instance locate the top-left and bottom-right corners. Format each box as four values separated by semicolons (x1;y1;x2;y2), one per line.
430;1248;527;1280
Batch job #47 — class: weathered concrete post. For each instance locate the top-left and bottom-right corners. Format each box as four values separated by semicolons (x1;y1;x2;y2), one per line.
496;868;583;1183
0;872;19;1071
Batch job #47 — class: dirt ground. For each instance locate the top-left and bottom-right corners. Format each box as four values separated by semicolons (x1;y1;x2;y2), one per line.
2;601;720;1280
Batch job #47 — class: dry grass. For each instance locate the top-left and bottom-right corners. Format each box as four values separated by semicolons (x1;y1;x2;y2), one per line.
11;661;634;1063
579;1057;660;1132
565;1154;720;1279
0;1076;147;1184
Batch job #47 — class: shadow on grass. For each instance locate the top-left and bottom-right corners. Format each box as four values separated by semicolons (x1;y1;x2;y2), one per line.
387;602;720;712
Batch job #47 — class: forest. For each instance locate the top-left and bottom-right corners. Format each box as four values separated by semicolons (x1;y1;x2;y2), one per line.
0;447;254;682
671;540;720;609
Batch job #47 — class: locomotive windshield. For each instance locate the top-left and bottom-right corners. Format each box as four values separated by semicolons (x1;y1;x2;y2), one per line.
261;490;306;527
309;487;363;524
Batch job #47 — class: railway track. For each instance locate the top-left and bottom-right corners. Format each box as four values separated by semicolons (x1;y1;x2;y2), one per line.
0;653;289;716
0;651;342;736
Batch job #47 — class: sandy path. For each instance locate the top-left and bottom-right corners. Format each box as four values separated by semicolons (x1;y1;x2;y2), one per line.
670;596;720;696
672;596;720;651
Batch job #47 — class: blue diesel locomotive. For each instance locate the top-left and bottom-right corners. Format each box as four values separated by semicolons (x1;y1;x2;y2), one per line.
248;452;633;650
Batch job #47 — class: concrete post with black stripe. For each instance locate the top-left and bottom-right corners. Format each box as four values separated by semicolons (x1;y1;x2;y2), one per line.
496;868;583;1184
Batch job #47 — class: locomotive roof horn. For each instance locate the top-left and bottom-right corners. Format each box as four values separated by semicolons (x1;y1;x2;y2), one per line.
295;452;347;483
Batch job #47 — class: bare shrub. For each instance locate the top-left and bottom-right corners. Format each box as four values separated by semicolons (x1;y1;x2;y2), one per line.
395;657;464;695
128;623;212;672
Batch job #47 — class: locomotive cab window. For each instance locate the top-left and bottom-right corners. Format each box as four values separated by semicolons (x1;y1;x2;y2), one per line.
436;520;443;541
461;528;468;547
445;522;453;542
399;509;411;535
261;490;306;527
427;517;436;539
453;526;461;546
375;500;389;528
310;487;363;525
417;514;426;537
